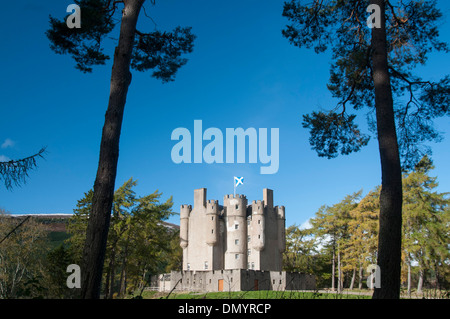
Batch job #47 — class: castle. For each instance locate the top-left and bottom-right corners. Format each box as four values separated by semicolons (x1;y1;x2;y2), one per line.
180;188;285;272
155;188;316;292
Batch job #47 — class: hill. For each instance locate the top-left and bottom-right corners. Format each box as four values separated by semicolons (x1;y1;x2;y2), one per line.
7;214;179;249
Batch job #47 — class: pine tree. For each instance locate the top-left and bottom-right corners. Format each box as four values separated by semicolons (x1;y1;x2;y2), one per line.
47;0;195;298
282;0;449;298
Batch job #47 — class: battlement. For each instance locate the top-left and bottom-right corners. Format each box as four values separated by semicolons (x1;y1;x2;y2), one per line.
224;194;247;199
206;200;219;215
276;206;285;218
251;200;264;215
251;200;264;205
180;204;192;219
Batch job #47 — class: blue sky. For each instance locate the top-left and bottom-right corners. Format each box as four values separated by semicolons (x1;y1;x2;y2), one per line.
1;0;449;228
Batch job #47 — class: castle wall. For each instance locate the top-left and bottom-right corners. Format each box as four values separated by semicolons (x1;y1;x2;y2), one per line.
168;270;316;292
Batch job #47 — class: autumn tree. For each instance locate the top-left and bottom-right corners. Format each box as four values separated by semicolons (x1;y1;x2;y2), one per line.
0;213;47;298
347;188;379;289
47;0;195;298
66;178;176;298
310;191;360;292
401;156;449;294
282;0;449;298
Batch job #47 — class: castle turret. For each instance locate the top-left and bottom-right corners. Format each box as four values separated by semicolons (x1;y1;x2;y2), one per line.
277;206;286;252
180;204;191;249
194;188;206;209
224;194;248;269
263;188;273;209
206;200;219;246
251;200;265;251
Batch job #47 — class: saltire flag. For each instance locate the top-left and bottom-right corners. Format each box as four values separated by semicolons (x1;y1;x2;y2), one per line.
234;176;244;187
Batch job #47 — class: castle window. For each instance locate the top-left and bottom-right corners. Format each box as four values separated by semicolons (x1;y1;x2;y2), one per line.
258;235;261;239
235;254;239;260
258;219;261;224
211;229;214;234
247;249;251;256
235;205;239;210
204;261;208;270
187;263;190;271
211;216;214;220
235;239;239;245
235;224;239;230
251;262;255;270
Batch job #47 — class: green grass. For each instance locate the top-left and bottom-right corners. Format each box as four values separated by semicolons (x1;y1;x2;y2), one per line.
157;290;371;299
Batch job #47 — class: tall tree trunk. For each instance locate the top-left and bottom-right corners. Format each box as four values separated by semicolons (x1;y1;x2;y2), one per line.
337;244;342;293
108;247;117;299
417;268;423;294
80;0;144;299
104;265;111;299
370;0;403;300
139;269;147;297
349;267;356;290
118;233;130;297
407;258;411;296
358;263;363;290
331;242;336;291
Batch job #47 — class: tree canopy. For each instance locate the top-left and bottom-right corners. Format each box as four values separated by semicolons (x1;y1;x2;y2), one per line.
282;0;449;169
284;157;449;295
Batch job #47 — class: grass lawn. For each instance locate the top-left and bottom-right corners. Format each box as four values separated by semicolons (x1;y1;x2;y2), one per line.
140;290;371;299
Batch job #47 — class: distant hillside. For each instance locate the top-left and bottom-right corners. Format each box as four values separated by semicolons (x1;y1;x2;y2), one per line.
7;214;179;250
9;214;71;232
9;214;180;233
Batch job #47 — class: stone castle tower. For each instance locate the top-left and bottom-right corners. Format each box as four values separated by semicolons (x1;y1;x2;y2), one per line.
180;188;285;272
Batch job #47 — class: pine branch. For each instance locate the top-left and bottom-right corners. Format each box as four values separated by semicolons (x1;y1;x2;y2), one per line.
0;216;31;246
0;147;46;190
